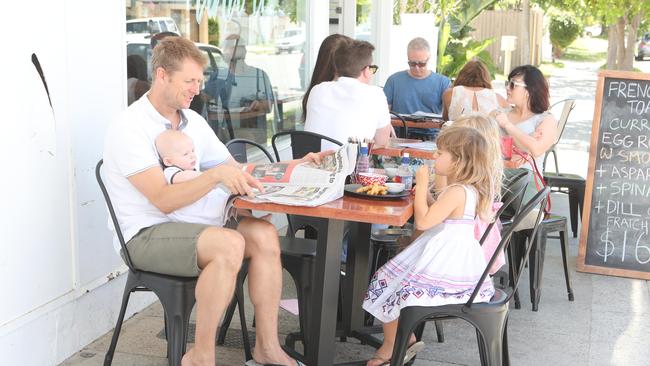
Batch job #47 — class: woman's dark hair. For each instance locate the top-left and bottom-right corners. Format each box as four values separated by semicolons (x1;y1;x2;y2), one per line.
127;55;148;81
453;60;492;89
301;34;353;122
508;65;549;114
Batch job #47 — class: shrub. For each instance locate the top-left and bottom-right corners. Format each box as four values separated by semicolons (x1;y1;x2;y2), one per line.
549;12;582;58
208;17;219;47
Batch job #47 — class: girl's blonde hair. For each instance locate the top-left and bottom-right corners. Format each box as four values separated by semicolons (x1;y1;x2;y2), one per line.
435;125;502;222
451;114;504;202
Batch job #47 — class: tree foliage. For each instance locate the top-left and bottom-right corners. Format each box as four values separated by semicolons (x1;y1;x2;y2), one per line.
436;0;499;77
585;0;650;70
549;11;582;58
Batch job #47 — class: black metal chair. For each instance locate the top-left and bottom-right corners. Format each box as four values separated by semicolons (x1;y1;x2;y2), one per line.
220;139;319;356
95;160;252;365
542;99;584;238
543;99;576;174
271;130;342;163
388;187;551;366
543;172;585;238
390;111;409;139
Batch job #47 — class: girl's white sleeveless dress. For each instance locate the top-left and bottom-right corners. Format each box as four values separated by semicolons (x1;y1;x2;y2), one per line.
362;185;495;323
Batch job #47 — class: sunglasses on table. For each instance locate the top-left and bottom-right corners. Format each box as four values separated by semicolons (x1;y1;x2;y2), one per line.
505;80;527;89
407;60;428;68
367;64;379;74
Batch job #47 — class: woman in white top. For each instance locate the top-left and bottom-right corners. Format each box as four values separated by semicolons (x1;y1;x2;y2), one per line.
442;60;509;121
492;64;557;203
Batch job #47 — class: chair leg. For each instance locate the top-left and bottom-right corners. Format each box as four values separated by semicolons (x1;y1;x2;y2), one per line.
217;297;238;345
389;313;419;366
568;188;580;238
529;229;546;312
235;283;253;361
552;149;559;174
434;320;445;343
162;289;195;366
507;233;522;309
217;262;249;345
559;227;575;301
502;318;510;366
474;313;507;366
104;283;134;366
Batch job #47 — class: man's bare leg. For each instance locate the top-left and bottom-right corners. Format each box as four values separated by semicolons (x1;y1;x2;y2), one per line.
238;217;297;365
182;227;246;366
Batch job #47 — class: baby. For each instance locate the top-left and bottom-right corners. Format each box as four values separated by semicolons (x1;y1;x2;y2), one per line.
155;129;231;226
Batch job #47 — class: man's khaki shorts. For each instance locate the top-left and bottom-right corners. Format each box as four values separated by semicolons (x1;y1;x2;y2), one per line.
122;222;211;277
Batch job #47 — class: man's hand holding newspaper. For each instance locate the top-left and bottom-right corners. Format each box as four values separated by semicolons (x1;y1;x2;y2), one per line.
234;144;357;207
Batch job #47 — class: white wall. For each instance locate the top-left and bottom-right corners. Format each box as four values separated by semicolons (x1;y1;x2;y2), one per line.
0;1;156;364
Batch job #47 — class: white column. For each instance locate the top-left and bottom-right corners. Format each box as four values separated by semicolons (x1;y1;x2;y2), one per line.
341;0;356;37
371;0;392;86
305;0;330;85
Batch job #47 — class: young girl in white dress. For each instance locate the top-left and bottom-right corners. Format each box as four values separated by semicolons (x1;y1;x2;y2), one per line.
363;126;502;366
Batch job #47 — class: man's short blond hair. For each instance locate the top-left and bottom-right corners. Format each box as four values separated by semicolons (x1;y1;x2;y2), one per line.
151;37;206;75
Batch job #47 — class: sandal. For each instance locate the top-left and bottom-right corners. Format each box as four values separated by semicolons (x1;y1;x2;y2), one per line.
244;359;306;366
367;340;425;366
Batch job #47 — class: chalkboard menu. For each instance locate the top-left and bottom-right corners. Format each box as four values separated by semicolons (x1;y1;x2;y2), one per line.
578;70;650;280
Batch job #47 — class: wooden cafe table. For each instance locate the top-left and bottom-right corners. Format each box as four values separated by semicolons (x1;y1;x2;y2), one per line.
390;117;444;130
234;194;414;365
371;138;437;160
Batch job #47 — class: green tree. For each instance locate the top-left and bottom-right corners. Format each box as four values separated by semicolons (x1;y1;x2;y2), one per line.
436;0;498;77
208;17;220;47
549;11;582;58
585;0;649;70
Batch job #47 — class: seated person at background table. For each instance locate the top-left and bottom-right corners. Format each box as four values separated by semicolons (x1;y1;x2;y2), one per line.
363;126;501;366
127;55;150;105
204;34;275;142
305;40;391;151
442;59;509;121
104;36;315;366
490;65;556;205
301;33;353;123
383;37;451;116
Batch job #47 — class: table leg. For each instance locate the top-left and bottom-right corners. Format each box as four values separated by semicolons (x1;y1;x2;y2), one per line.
341;222;372;333
307;218;345;366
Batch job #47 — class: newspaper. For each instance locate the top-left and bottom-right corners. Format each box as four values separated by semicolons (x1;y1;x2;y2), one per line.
234;144;357;207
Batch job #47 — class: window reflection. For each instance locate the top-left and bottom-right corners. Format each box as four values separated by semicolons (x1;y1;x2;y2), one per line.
125;1;307;147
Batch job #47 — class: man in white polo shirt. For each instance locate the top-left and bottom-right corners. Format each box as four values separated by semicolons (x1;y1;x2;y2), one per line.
103;37;307;366
304;40;391;151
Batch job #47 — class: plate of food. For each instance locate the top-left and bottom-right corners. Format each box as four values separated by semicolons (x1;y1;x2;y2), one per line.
344;184;410;200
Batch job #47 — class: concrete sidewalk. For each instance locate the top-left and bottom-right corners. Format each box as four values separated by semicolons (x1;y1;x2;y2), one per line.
62;61;650;366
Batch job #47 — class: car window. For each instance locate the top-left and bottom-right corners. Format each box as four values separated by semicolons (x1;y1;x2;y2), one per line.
126;22;148;34
165;20;179;33
127;43;149;63
644;33;650;41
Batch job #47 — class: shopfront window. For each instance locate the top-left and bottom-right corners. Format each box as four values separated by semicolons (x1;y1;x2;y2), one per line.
125;1;307;147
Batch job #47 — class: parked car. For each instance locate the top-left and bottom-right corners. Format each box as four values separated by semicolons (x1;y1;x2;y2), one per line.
583;24;602;37
275;28;304;54
636;33;650;61
126;40;225;81
126;17;181;42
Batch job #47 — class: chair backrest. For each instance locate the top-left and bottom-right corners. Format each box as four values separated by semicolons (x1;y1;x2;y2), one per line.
550;99;576;146
271;130;342;161
466;186;550;307
226;138;275;164
95;160;138;272
498;170;531;221
478;170;530;244
389;111;408;139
